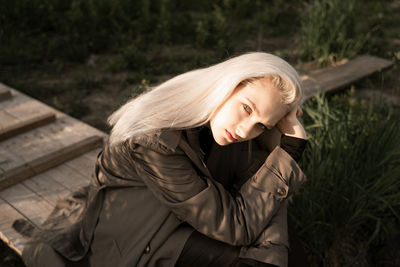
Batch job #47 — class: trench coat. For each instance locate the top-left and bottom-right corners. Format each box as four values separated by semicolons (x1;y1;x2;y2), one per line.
22;127;306;267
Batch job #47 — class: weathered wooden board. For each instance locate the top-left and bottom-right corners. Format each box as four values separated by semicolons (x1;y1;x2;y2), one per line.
0;84;12;102
22;171;78;207
0;183;54;226
0;198;28;255
0;135;103;190
54;149;99;190
67;148;100;175
0;183;55;256
0;148;99;256
0;89;106;190
0;87;56;140
22;149;98;205
0;85;106;256
0;112;56;141
302;55;393;99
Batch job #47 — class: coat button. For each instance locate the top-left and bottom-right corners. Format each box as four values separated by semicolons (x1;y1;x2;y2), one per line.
277;188;286;196
144;245;151;254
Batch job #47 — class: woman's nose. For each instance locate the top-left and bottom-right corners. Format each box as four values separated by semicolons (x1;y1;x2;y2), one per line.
236;122;253;140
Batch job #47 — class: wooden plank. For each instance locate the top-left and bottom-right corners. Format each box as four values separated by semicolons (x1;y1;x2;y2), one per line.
0;84;12;102
0;87;57;139
0;110;16;128
63;149;100;180
0;85;107;255
0;149;99;254
0;183;54;227
0;184;53;256
22;172;75;207
22;151;99;206
0;111;56;141
0;85;53;118
1;115;97;170
36;162;90;194
0;198;28;255
0;92;106;189
4;87;106;139
0;149;99;255
1;95;53;121
51;150;99;191
0;135;103;190
302;55;393;99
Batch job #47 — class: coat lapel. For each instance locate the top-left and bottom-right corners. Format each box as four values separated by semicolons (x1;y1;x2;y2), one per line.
180;129;212;178
157;128;211;178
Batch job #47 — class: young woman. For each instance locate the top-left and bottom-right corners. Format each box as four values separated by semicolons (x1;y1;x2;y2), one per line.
21;52;307;267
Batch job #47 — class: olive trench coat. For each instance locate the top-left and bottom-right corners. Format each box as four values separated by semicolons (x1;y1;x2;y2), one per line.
22;128;306;267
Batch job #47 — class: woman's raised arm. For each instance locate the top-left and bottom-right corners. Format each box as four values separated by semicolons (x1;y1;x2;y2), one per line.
128;132;305;246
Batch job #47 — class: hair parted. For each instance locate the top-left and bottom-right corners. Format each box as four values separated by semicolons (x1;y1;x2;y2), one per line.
108;52;303;145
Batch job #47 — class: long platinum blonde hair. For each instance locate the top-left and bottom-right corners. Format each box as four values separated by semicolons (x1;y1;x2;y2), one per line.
108;52;303;145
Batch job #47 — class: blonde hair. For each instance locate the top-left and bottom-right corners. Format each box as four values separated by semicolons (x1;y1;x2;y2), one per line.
108;52;303;145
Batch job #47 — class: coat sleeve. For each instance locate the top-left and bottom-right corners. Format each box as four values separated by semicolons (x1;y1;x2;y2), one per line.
130;142;305;246
239;202;290;267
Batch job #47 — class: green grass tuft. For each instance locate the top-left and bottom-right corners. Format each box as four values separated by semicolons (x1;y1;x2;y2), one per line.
290;93;400;266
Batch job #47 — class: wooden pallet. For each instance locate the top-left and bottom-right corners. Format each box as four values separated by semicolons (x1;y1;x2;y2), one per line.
0;83;56;141
0;88;106;255
0;55;394;257
0;87;105;190
0;150;99;254
0;84;12;102
302;55;393;99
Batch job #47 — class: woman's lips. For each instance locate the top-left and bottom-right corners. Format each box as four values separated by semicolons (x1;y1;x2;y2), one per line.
225;129;238;142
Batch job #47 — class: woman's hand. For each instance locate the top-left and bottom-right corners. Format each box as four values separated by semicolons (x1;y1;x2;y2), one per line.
276;106;307;139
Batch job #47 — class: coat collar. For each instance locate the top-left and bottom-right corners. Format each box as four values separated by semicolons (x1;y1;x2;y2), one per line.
158;128;212;178
180;128;212;178
138;128;212;178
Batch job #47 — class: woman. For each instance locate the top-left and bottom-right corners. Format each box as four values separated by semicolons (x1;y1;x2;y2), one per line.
21;52;307;267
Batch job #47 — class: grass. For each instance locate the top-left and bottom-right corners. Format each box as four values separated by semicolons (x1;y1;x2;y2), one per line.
299;0;386;65
290;93;400;266
0;0;302;67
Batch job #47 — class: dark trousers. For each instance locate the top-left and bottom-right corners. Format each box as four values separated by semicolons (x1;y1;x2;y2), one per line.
175;217;308;267
175;231;277;267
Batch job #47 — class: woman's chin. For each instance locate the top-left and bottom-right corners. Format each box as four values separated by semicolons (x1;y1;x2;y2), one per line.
214;137;230;146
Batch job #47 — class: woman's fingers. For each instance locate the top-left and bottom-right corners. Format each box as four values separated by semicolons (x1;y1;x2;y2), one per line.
296;107;303;118
276;106;307;139
287;106;302;120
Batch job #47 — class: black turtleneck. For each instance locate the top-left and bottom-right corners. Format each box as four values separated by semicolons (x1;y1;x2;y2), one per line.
198;127;307;163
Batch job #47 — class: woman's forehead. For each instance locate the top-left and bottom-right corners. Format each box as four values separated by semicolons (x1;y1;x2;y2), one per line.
237;78;278;101
237;79;287;121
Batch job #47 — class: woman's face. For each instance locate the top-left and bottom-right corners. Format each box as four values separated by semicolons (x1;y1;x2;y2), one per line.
210;78;288;146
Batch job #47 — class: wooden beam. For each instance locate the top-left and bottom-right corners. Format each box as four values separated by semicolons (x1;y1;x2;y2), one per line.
0;183;56;255
22;150;99;206
0;135;103;190
0;198;27;255
302;55;394;99
0;149;99;255
0;85;12;102
0;112;56;141
0;85;59;140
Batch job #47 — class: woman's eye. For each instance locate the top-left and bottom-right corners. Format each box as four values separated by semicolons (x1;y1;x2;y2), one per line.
243;104;251;114
257;123;267;130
